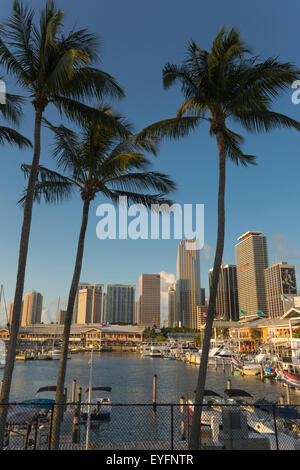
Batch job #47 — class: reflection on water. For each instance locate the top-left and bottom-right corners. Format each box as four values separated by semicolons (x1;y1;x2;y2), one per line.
1;352;299;404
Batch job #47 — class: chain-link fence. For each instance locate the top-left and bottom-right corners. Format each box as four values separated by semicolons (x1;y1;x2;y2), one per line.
2;402;300;450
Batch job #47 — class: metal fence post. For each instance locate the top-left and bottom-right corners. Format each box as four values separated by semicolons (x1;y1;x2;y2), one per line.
48;403;54;450
272;404;279;450
171;404;174;451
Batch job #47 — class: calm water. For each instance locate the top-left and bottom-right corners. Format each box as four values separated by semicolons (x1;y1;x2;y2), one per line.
1;352;299;404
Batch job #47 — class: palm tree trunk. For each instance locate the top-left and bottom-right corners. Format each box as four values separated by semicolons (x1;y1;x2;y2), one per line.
50;198;90;450
189;131;226;450
0;106;44;449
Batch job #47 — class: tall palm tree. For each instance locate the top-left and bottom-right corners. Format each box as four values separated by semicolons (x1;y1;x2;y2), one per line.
0;0;124;447
135;27;300;449
20;105;176;448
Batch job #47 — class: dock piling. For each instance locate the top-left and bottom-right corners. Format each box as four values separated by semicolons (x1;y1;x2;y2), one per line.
71;380;77;403
153;375;157;410
227;379;231;390
180;396;185;440
72;387;82;444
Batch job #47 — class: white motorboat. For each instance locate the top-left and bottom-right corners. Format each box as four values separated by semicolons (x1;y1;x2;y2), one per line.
0;340;6;369
48;349;71;360
208;344;235;364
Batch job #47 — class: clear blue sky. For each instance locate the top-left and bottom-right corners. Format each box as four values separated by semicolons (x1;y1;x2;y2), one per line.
1;0;300;324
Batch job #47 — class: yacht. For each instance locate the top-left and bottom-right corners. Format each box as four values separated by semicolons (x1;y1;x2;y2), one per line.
208;344;235;363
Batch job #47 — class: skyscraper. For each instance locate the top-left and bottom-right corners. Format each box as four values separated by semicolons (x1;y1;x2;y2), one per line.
265;262;297;318
76;284;104;324
209;264;239;321
106;284;135;324
176;239;201;329
21;291;43;326
235;231;268;319
168;283;176;328
138;274;160;327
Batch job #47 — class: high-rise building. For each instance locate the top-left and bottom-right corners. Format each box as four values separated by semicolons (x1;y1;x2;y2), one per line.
134;299;140;324
235;231;268;319
209;264;239;321
76;284;104;324
21;291;43;326
58;309;67;324
265;262;297;318
168;283;176;328
200;288;206;306
138;274;160;327
72;282;91;323
106;284;135;324
176;239;201;329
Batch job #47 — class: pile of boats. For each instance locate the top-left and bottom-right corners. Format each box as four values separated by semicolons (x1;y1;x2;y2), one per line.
186;388;300;449
140;341;300;390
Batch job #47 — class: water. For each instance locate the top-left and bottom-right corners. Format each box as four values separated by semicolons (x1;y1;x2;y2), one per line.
2;352;299;404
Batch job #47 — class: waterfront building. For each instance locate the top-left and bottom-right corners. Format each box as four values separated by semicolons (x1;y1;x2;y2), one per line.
168;283;176;327
0;323;145;346
265;262;297;318
106;284;135;324
76;284;104;324
72;282;91;323
176;239;201;329
138;274;160;327
21;291;43;326
209;264;239;321
235;231;268;319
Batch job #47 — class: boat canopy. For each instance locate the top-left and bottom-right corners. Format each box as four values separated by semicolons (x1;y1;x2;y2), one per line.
85;386;112;393
36;386;56;394
193;389;222;397
224;389;253;398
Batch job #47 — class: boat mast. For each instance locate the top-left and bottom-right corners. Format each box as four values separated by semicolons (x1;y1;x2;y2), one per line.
0;285;9;326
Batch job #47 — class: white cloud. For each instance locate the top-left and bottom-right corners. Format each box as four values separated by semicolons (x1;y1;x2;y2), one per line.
200;242;213;262
271;233;300;263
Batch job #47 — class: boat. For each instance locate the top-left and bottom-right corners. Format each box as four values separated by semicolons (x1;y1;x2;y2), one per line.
81;387;112;421
48;348;71;360
208;344;236;364
21;386;56;411
0;340;6;368
231;355;260;376
187;390;226;426
277;362;300;390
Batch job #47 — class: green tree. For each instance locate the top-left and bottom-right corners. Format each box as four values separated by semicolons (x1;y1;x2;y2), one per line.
21;104;176;448
136;27;300;449
0;0;124;448
194;334;202;346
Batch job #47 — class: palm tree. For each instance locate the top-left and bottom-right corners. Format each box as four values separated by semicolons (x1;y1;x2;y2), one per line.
0;85;31;149
0;1;125;447
135;27;300;449
20;105;176;448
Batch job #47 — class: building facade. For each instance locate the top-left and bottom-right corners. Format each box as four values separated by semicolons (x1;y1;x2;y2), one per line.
209;264;239;321
265;262;297;318
138;274;160;327
176;239;201;329
235;231;268;319
76;284;104;324
168;283;176;328
106;284;135;324
21;291;43;326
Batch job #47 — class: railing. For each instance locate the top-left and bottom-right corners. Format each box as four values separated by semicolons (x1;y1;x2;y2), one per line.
1;402;300;450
